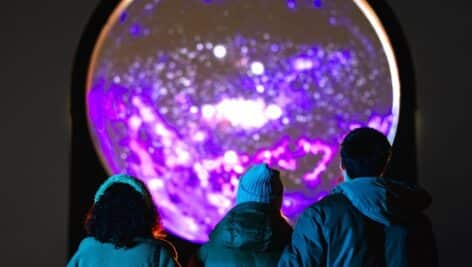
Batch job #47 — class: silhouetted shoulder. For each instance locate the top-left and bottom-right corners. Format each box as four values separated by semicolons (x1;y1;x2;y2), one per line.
152;239;179;259
298;193;354;225
316;193;350;206
311;193;352;211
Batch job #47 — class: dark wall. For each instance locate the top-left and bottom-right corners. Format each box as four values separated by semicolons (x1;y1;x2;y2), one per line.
0;0;470;266
385;0;472;265
0;1;98;266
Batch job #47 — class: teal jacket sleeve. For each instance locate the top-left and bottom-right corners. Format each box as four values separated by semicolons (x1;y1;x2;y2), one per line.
278;208;326;267
66;253;79;267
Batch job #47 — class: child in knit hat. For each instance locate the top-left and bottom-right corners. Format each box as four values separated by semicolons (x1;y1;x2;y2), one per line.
192;164;292;267
235;163;284;207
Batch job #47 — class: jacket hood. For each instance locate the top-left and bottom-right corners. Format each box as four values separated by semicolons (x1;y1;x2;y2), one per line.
209;202;292;251
333;177;432;225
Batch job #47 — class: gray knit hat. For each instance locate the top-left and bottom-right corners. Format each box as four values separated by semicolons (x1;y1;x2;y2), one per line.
235;163;283;205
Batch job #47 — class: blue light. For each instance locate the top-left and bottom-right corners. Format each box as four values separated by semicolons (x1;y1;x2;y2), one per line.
119;12;128;24
130;24;143;37
287;0;296;10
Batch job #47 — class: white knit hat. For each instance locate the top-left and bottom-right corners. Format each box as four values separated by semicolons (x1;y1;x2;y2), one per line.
235;163;283;205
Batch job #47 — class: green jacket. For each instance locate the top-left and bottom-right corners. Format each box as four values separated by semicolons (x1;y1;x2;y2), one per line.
196;202;293;267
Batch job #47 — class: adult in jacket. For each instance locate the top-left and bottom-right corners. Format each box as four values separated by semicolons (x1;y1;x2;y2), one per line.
278;127;438;267
194;163;293;267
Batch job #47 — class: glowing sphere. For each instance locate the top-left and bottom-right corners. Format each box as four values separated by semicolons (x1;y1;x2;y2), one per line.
86;0;400;243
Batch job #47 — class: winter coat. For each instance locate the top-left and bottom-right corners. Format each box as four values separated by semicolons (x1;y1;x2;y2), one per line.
195;202;293;267
278;177;438;267
67;237;181;267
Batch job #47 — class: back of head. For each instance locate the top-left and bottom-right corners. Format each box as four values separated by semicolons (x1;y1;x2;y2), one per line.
235;163;283;209
341;127;392;179
85;176;162;248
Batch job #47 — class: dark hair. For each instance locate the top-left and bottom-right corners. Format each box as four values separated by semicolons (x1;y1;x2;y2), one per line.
341;127;392;179
85;182;164;248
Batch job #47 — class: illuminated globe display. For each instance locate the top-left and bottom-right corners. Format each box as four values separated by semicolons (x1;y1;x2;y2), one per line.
86;0;400;243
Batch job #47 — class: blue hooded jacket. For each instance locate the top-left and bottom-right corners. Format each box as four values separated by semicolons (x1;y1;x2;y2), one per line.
278;178;438;267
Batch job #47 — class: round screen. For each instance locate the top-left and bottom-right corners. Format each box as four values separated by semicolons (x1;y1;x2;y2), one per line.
86;0;400;243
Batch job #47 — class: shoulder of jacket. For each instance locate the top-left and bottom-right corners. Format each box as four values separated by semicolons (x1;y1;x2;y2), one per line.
312;193;350;209
77;237;100;250
152;239;179;259
197;242;210;262
303;193;352;218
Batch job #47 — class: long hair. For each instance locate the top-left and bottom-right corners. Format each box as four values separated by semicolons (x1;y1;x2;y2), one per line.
85;182;164;248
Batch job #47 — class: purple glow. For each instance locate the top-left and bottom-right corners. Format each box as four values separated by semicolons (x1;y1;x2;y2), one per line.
87;0;399;243
348;115;394;139
287;0;296;9
130;24;143;37
119;12;128;23
293;58;315;71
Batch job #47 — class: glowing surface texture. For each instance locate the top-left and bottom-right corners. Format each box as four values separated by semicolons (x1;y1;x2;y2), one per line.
87;0;400;242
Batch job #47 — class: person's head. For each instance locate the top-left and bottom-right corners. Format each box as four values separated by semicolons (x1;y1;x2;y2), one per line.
235;163;283;209
85;174;163;248
340;127;392;181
